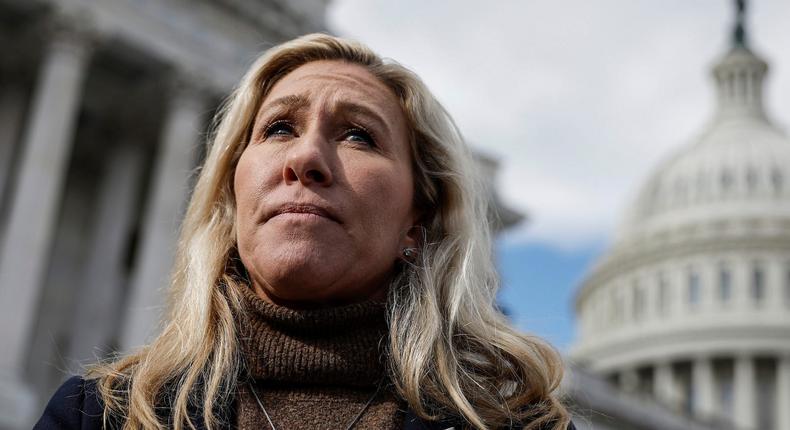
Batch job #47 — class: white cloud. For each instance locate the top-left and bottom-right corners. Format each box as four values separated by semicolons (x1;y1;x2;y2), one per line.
327;0;790;250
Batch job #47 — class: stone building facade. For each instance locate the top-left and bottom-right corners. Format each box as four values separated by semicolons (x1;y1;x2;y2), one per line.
0;0;328;427
571;5;790;430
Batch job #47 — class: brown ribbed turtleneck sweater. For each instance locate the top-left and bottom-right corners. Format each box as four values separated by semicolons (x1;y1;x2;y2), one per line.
234;285;404;429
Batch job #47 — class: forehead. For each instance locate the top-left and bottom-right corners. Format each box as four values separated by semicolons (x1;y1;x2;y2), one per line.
262;60;404;118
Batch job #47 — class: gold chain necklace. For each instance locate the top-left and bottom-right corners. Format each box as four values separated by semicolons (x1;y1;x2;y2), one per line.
247;382;381;430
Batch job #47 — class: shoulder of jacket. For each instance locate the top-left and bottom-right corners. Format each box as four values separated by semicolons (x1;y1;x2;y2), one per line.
34;376;107;430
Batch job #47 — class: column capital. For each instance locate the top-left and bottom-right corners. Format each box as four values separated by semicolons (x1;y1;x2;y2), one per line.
693;352;713;361
45;7;100;55
654;359;674;368
694;355;717;365
734;351;753;361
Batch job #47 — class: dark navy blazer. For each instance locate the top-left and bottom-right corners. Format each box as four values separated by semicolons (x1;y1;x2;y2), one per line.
34;376;574;430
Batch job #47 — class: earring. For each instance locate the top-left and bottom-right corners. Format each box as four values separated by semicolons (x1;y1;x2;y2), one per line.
402;247;418;260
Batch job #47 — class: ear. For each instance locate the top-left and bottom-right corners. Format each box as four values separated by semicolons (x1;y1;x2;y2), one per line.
398;209;425;261
399;224;422;251
403;205;429;247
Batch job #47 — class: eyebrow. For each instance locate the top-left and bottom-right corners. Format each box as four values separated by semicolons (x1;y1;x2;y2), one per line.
256;94;393;138
258;94;310;116
334;101;392;137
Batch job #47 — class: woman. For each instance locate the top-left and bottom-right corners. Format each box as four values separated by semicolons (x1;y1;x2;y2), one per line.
36;34;572;430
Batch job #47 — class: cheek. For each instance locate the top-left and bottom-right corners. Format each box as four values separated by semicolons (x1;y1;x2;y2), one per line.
355;164;415;232
234;147;277;213
233;153;256;220
233;149;273;245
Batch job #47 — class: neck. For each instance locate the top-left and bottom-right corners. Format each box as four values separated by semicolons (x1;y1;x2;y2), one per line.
235;283;389;387
249;279;389;310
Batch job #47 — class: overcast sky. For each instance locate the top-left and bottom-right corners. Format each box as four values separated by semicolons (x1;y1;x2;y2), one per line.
327;0;790;251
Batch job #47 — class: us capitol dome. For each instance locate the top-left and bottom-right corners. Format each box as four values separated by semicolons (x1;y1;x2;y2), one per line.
570;3;790;430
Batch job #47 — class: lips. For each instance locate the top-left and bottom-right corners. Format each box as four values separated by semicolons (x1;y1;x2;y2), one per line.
266;203;340;223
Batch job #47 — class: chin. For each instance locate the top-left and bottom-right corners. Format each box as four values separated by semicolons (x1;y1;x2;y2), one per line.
251;244;345;298
239;232;393;305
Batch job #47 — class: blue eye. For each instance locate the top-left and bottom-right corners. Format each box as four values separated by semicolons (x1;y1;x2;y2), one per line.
263;121;294;139
343;127;376;147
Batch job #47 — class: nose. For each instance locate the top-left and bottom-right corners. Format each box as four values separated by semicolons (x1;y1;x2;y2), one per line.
282;131;333;187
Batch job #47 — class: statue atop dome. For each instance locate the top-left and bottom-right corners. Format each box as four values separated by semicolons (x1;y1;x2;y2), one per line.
733;0;747;48
709;0;771;122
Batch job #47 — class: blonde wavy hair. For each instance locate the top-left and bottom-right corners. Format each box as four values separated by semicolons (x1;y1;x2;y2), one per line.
89;33;569;430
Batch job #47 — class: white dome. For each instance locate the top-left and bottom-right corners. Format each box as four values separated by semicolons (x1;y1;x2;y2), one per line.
571;18;790;429
616;117;790;246
615;47;790;248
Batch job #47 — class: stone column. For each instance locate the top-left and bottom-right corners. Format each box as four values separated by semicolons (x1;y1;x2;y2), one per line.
692;356;715;419
777;354;790;430
734;354;757;430
67;141;144;367
0;84;27;225
619;367;639;394
120;76;208;351
654;360;676;408
0;26;92;428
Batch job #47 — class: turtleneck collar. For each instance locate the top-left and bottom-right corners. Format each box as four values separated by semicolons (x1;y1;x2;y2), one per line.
235;283;390;387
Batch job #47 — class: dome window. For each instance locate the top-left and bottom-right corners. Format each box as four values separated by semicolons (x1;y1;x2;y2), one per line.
648;183;661;213
614;289;626;326
657;273;669;315
785;265;790;307
726;72;736;99
687;269;701;306
771;168;783;194
745;167;758;194
632;282;646;321
609;289;619;326
695;171;707;202
751;262;765;304
718;263;732;303
675;178;687;205
721;169;734;194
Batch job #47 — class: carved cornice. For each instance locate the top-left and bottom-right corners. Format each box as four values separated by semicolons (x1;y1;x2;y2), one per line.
47;5;100;50
572;322;790;371
207;0;326;39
